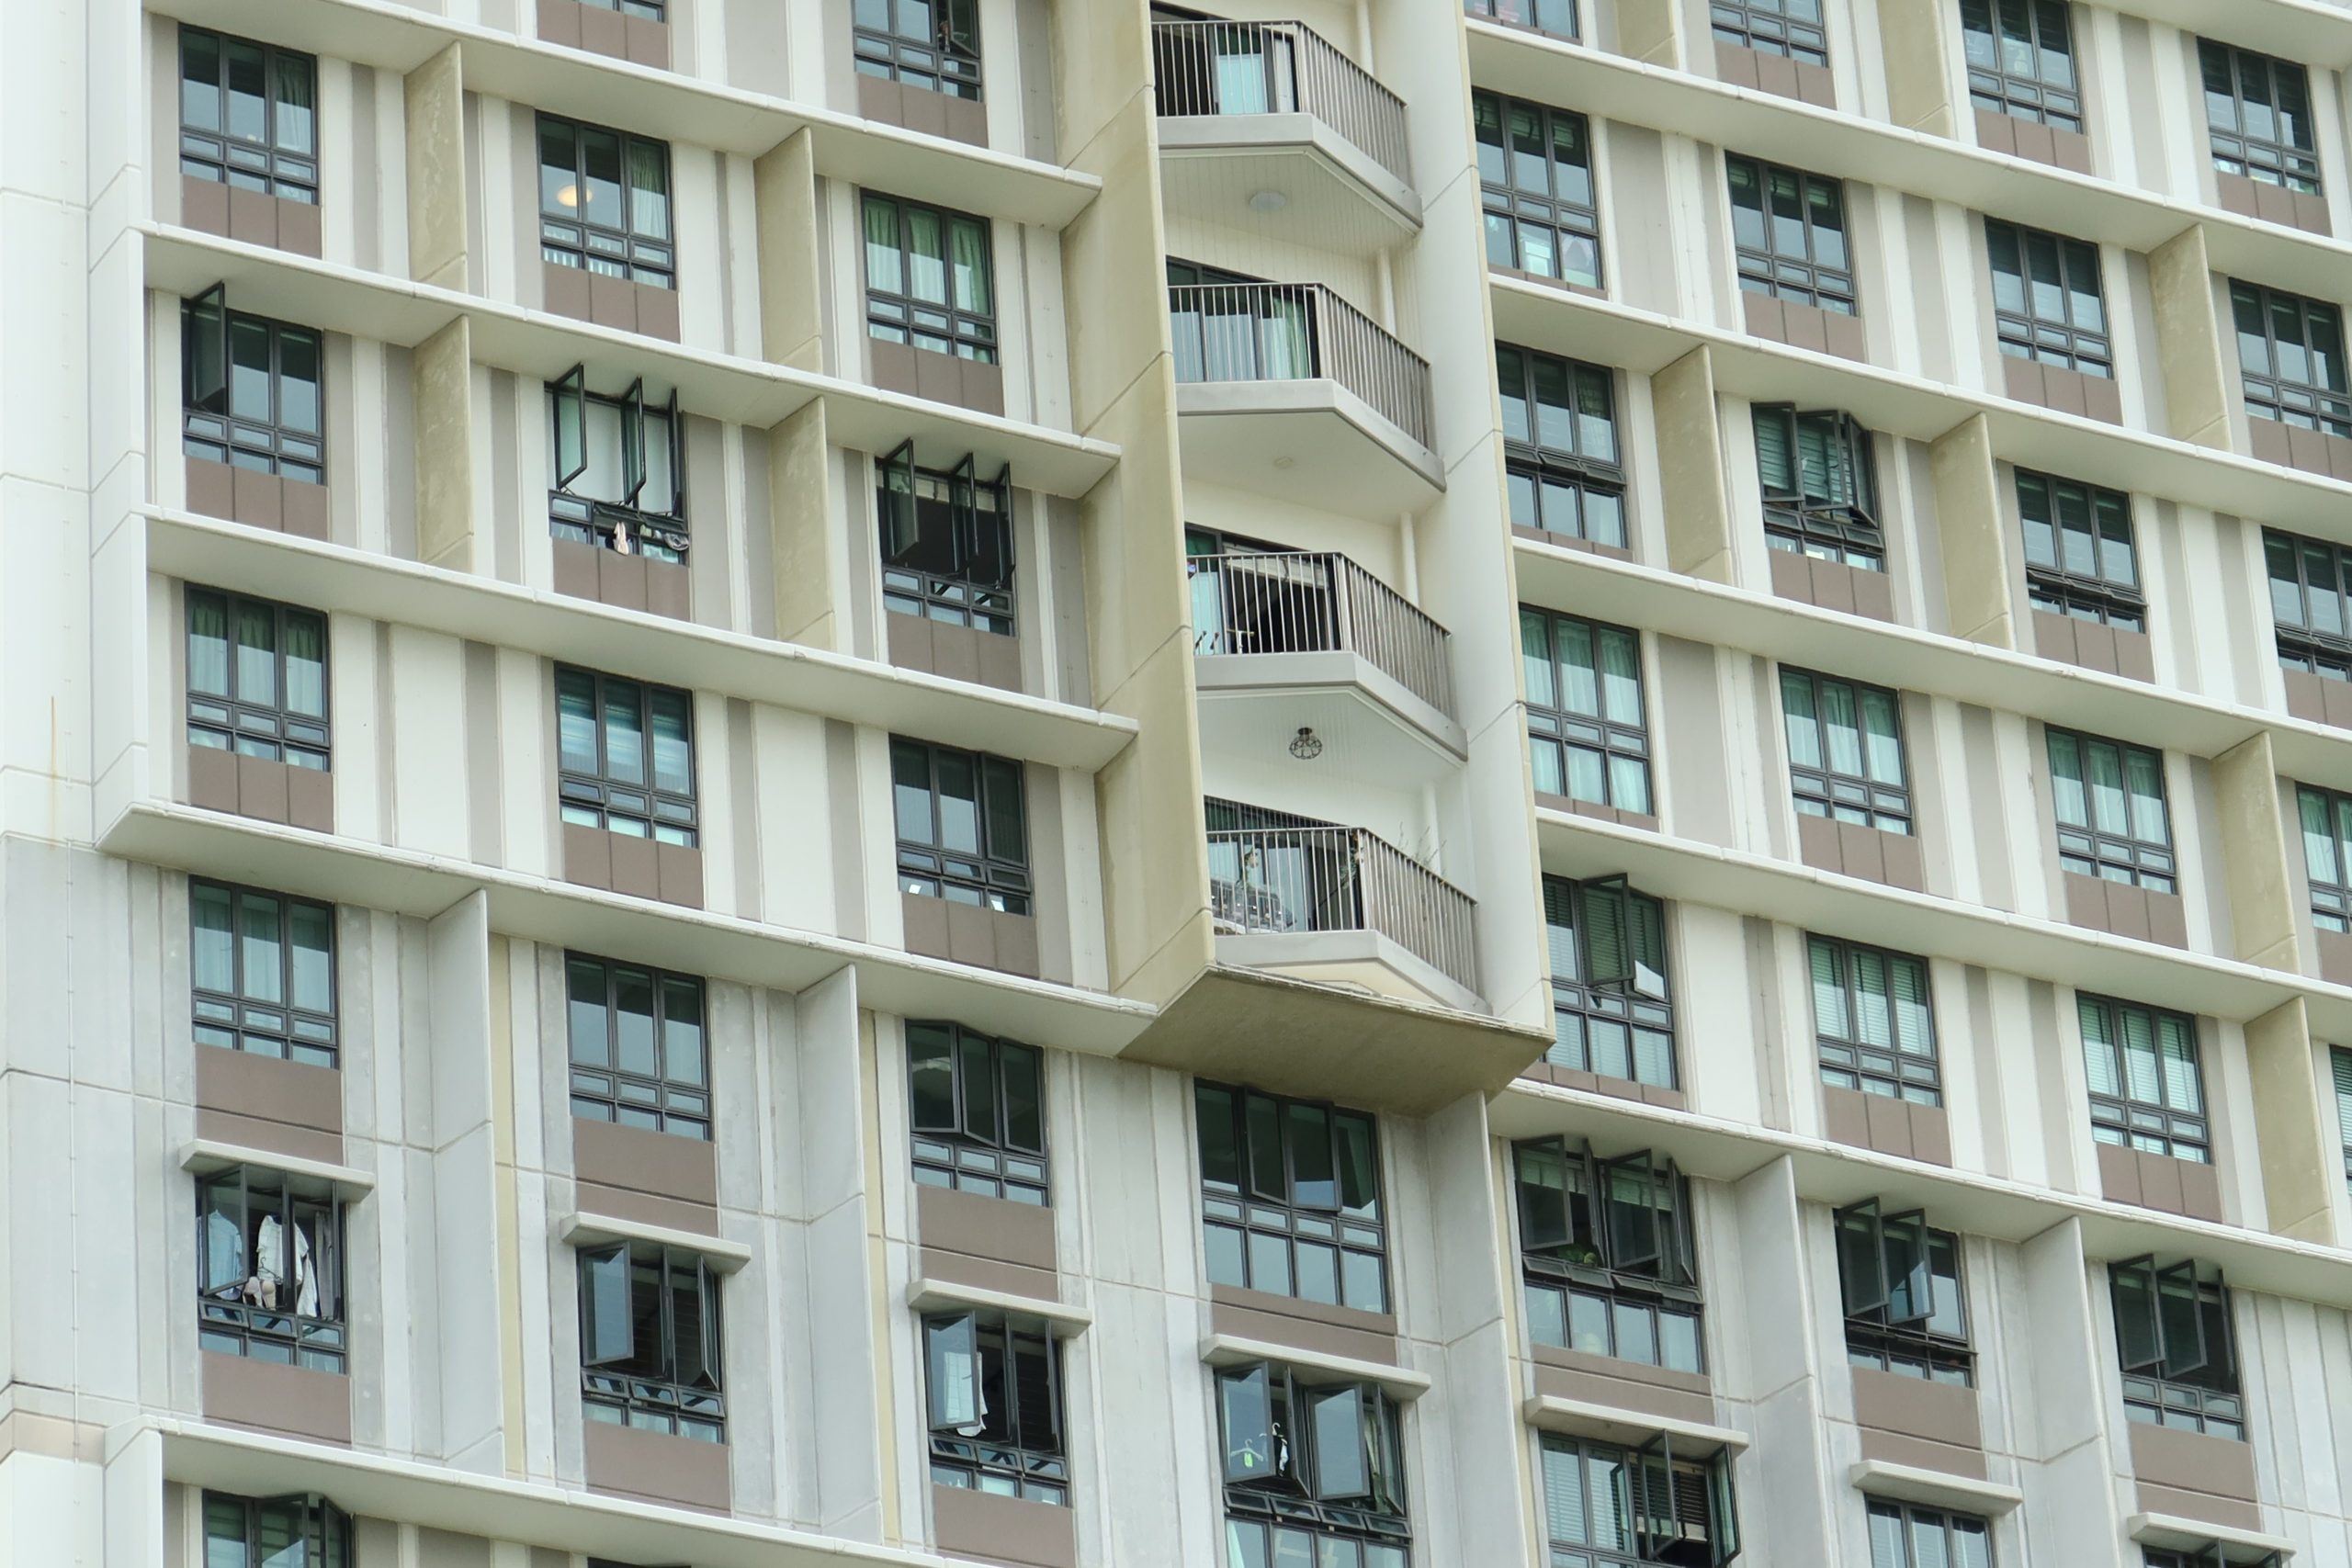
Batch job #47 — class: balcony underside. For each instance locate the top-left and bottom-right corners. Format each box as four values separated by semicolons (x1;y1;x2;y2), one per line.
1215;929;1487;1016
1195;649;1465;785
1158;114;1422;257
1176;380;1443;518
1119;964;1547;1117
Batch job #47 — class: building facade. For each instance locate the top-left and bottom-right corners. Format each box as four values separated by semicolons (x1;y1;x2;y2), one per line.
2;0;2350;1563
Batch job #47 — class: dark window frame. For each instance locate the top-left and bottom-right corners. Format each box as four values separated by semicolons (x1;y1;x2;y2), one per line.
922;1310;1067;1502
564;953;709;1140
1498;343;1626;549
198;1166;346;1372
1713;0;1827;66
2266;526;2352;681
1463;0;1578;41
2145;1551;2282;1568
178;28;319;202
1865;1498;1993;1567
1216;1360;1410;1566
2294;783;2352;932
879;443;1016;635
555;665;699;844
186;586;331;770
1476;92;1602;290
1538;1428;1741;1566
2077;994;2209;1163
182;286;325;482
1835;1198;1972;1384
1808;933;1939;1104
1727;155;1854;314
2045;726;2174;891
2109;1255;2241;1438
2199;39;2320;195
537;113;674;288
909;1021;1048;1203
191;879;339;1066
1986;219;2110;378
863;193;999;363
1780;667;1912;834
1522;608;1651;815
2231;280;2350;437
2335;1044;2352;1189
1513;1137;1704;1374
578;1239;727;1440
1960;0;2081;130
2018;469;2142;629
1541;874;1676;1090
548;365;687;561
1196;1081;1389;1314
891;737;1031;912
854;0;982;101
202;1491;351;1568
1753;405;1883;569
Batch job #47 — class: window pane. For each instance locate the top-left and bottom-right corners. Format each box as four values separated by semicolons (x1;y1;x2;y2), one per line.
909;1022;957;1132
558;671;600;776
273;52;314;154
283;612;327;717
864;197;903;295
188;592;230;696
649;690;693;795
192;883;236;994
602;681;646;785
288;902;333;1014
613;968;658;1077
627;139;670;240
240;894;283;1004
662;978;705;1088
1001;1043;1044;1153
568;957;611;1066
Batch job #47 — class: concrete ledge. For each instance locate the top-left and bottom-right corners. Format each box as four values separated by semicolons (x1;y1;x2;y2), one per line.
2126;1512;2298;1559
557;1212;752;1270
1200;1333;1430;1401
1214;928;1487;1017
178;1139;376;1201
1194;648;1467;768
1175;379;1443;518
905;1277;1091;1334
1158;113;1422;247
1849;1460;2022;1516
1521;1394;1746;1456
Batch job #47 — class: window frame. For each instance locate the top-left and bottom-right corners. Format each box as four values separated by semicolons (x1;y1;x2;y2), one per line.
178;28;319;202
182;286;325;482
1475;92;1603;290
2231;280;2351;437
2266;525;2352;680
1522;608;1651;815
1726;155;1854;314
548;365;687;560
2297;784;2352;932
563;953;710;1140
1512;1136;1705;1374
1195;1081;1389;1314
1960;0;2080;130
922;1310;1068;1502
202;1491;352;1568
854;0;983;101
1865;1497;1993;1568
1986;220;2111;378
2016;469;2142;629
1464;0;1579;41
198;1166;346;1372
1807;933;1939;1105
2077;994;2209;1163
890;737;1031;912
1752;405;1882;569
2199;39;2320;195
878;443;1016;635
1712;0;1827;66
2108;1255;2241;1438
1779;667;1912;834
862;193;999;364
1537;1428;1741;1566
186;586;332;770
1497;343;1627;549
537;112;674;288
908;1021;1049;1203
2335;1044;2352;1190
577;1239;727;1440
555;665;699;845
190;878;339;1066
1216;1360;1411;1567
1834;1199;1973;1385
2044;726;2173;891
1540;874;1676;1090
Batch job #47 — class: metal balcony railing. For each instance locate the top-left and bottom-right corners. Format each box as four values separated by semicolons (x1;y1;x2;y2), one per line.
1188;549;1454;717
1167;282;1434;451
1206;806;1479;994
1150;19;1412;186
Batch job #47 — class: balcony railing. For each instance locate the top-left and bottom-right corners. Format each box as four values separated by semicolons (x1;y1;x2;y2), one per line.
1188;549;1454;717
1207;806;1478;994
1168;282;1433;451
1150;19;1412;186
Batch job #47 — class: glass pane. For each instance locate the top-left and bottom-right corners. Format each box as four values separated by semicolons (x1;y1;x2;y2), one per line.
240;894;283;1004
613;968;657;1077
288;901;333;1014
228;318;273;423
1002;1043;1044;1153
188;592;230;696
603;681;646;786
224;39;266;143
558;671;600;777
182;30;222;131
284;612;326;717
1196;1082;1239;1187
909;1021;957;1132
539;116;579;219
192;883;236;995
1220;1366;1275;1482
580;127;625;232
865;197;903;295
233;602;277;706
892;739;936;847
627;139;670;240
662;977;704;1088
273;52;314;154
650;690;694;796
277;329;320;434
1308;1386;1368;1498
960;1030;997;1145
568;956;610;1067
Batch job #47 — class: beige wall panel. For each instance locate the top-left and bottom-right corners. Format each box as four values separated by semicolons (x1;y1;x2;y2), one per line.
1929;412;2012;648
754;128;823;372
404;43;468;289
413;316;477;571
1654;347;1733;582
2146;226;2232;450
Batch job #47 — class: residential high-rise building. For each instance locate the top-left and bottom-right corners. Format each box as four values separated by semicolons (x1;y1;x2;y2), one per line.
5;0;2350;1564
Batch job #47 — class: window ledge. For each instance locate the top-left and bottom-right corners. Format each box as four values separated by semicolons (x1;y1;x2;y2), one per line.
1849;1460;2022;1517
1198;1333;1431;1402
906;1276;1091;1334
1521;1394;1745;1456
2127;1512;2298;1560
178;1137;375;1201
559;1212;752;1270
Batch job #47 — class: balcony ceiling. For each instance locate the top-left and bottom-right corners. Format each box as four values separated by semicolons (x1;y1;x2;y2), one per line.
1158;116;1422;258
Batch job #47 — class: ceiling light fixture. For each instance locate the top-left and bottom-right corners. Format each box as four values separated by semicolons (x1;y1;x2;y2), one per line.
1249;189;1289;213
1289;727;1324;761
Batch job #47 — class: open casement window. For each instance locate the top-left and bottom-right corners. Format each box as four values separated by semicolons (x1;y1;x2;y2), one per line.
178;29;320;202
1541;874;1677;1089
181;284;326;482
854;0;983;100
1634;1430;1740;1566
197;1167;345;1371
877;442;1017;635
922;1310;1068;1503
578;1241;726;1440
202;1490;351;1568
2109;1256;2243;1438
1514;1138;1704;1373
1753;405;1883;569
1216;1361;1410;1565
1834;1199;1972;1383
1196;1080;1388;1314
548;364;687;560
908;1020;1048;1202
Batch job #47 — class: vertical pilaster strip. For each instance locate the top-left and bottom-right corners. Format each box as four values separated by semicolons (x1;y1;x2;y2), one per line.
1612;0;1685;68
413;316;477;571
488;934;528;1477
754;128;824;372
1878;0;1958;136
769;400;839;648
2147;225;2233;451
1929;412;2014;648
1655;346;1734;583
426;888;503;1472
2212;732;2297;969
404;43;469;291
2245;997;2337;1245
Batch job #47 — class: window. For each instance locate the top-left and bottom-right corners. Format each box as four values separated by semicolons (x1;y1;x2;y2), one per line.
202;1492;350;1568
198;1168;345;1371
580;0;663;13
1960;0;2079;130
578;1241;725;1439
1713;0;1826;66
891;738;1029;911
1464;0;1577;40
879;445;1014;634
922;1312;1065;1501
1835;1199;1970;1383
1985;220;2109;378
182;288;323;481
2109;1256;2239;1437
1726;156;1852;313
2296;784;2352;932
537;114;673;288
1475;94;1601;289
1539;1431;1739;1566
2199;40;2319;195
1808;935;1939;1104
2335;1046;2352;1188
191;881;337;1066
1541;876;1675;1089
1217;1362;1408;1568
187;589;330;768
2045;728;2172;891
1513;1139;1702;1372
179;29;317;202
2266;527;2352;682
854;0;981;101
1498;344;1625;548
2146;1552;2282;1568
1752;406;1882;569
1522;610;1649;814
1866;1499;1992;1568
2232;281;2350;437
556;667;697;844
909;1021;1047;1202
2078;995;2207;1162
565;954;708;1140
1780;669;1910;833
548;367;685;560
1196;1082;1387;1314
1167;258;1318;388
864;194;997;363
2018;471;2141;628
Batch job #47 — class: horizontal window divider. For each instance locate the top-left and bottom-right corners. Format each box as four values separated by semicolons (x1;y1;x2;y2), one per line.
904;1275;1091;1334
100;798;1156;1056
1847;1459;2023;1517
144;509;1136;772
150;0;1099;227
559;1211;752;1270
177;1137;375;1200
1520;1393;1746;1458
1197;1332;1430;1401
1465;20;2352;304
142;224;1117;500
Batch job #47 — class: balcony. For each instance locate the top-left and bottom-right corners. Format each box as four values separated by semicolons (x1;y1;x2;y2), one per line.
1168;282;1441;514
1189;549;1464;783
1206;799;1482;1014
1151;19;1421;254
